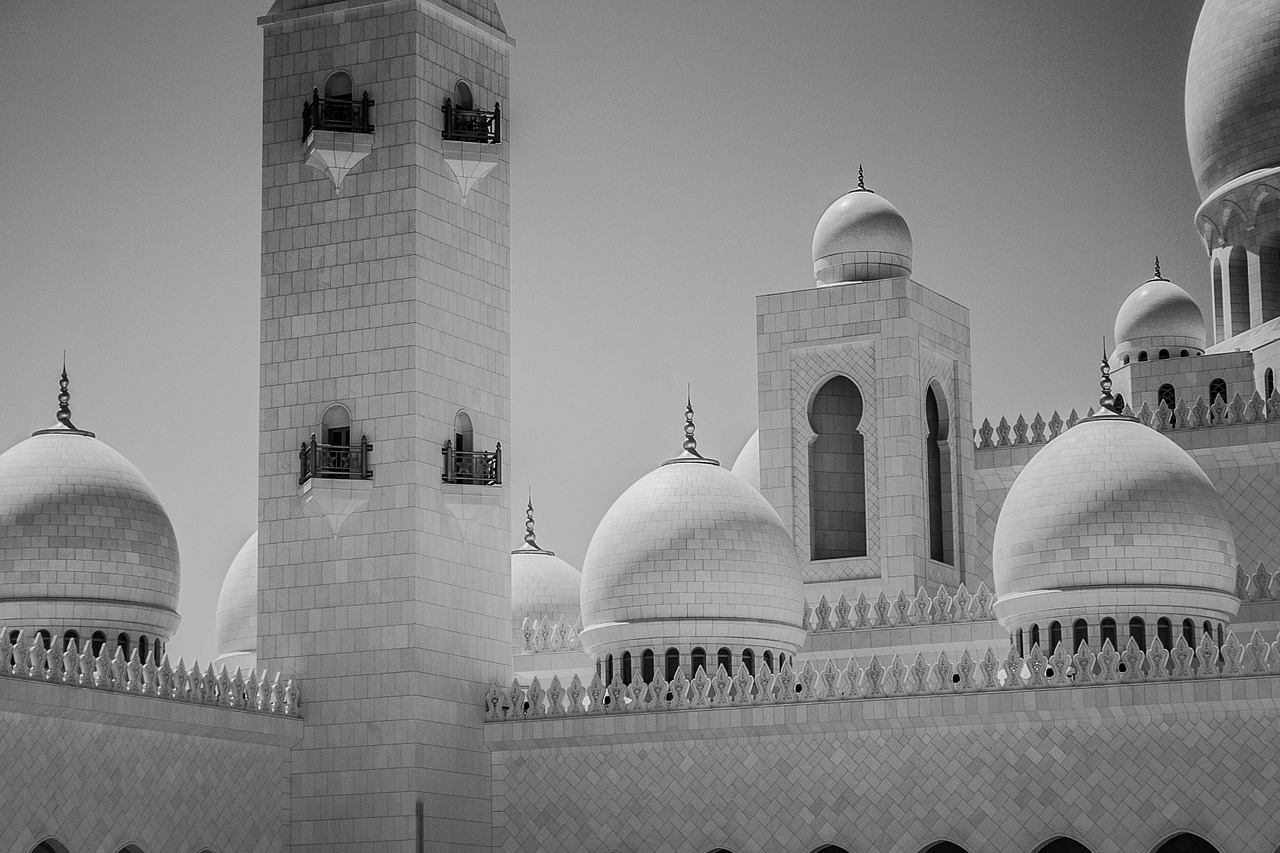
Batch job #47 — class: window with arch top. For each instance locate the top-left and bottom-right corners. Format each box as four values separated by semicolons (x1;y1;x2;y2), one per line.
1267;368;1276;400
641;649;654;683
324;70;353;100
1157;617;1173;650
1034;839;1092;853
1128;616;1146;652
1072;618;1088;651
664;647;679;682
322;403;352;447
454;410;474;453
1209;378;1227;405
690;646;706;677
1159;349;1170;360
925;383;954;565
808;375;867;560
1158;383;1177;417
1153;832;1220;853
1138;351;1148;362
1100;617;1117;650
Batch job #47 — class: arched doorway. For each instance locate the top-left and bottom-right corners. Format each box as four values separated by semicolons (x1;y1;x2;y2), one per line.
1153;833;1219;853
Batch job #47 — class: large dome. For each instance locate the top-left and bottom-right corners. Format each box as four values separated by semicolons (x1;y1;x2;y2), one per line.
812;180;913;285
215;531;258;672
1113;271;1206;362
730;429;761;491
0;425;181;642
580;439;805;663
993;410;1238;636
510;509;581;643
1185;0;1280;200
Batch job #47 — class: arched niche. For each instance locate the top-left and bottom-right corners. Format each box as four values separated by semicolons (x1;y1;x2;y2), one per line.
324;70;353;100
1152;832;1219;853
808;375;867;560
321;403;352;447
920;843;971;853
453;79;475;110
1034;838;1093;853
925;381;954;565
454;410;474;452
31;841;71;853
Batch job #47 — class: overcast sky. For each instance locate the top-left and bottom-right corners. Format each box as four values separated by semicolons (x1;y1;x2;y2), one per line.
0;1;1207;664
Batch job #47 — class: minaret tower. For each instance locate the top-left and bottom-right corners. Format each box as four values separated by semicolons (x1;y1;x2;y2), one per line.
255;0;511;850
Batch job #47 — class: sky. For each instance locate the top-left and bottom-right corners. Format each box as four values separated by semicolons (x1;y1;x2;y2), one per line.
0;1;1207;664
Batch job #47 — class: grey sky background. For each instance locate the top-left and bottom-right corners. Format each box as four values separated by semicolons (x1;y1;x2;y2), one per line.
0;1;1206;664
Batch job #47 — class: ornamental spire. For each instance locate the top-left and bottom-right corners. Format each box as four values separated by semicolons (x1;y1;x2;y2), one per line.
1154;256;1164;280
1099;340;1117;413
683;392;701;457
523;497;539;550
856;164;866;191
57;358;76;431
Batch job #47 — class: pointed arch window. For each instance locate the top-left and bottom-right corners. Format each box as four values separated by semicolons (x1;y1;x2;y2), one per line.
1153;833;1220;853
1158;384;1177;420
925;384;954;565
1209;378;1227;405
809;375;867;559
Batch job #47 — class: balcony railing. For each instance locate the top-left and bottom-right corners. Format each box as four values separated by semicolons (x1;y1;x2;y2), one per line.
442;99;501;144
303;89;375;138
300;434;374;485
442;440;502;485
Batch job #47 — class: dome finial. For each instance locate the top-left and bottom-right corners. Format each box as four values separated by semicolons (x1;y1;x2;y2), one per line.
57;357;77;431
683;390;701;457
523;494;540;550
1154;256;1164;280
857;164;867;191
1099;339;1118;413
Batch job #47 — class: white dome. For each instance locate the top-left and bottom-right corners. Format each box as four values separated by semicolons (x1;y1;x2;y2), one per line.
215;531;258;671
511;545;581;640
579;450;805;662
993;411;1239;635
1113;274;1206;362
730;429;761;491
0;425;181;641
812;185;912;285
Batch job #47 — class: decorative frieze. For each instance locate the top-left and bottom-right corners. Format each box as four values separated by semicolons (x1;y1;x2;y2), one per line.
802;582;995;633
0;629;298;717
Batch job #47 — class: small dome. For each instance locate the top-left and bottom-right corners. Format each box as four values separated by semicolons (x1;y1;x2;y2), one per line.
215;531;258;671
511;533;581;643
812;181;912;285
580;438;805;663
0;426;181;641
1185;0;1280;200
1113;273;1206;362
730;429;761;491
993;411;1239;635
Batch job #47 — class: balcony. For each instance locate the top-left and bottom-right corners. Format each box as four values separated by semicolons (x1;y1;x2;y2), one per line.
303;90;375;137
442;99;501;144
442;440;502;486
299;435;373;485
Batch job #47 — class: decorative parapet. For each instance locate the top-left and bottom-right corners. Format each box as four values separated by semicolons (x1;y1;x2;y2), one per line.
975;389;1280;449
0;629;300;717
802;582;995;633
520;616;583;653
1237;562;1280;602
486;630;1278;720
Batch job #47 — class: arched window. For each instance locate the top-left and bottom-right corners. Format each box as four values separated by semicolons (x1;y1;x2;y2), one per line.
664;648;680;682
1113;392;1126;412
742;648;755;676
1034;839;1092;853
605;654;614;684
1183;619;1196;647
1180;349;1190;357
1015;628;1024;657
1267;368;1276;400
641;649;655;683
690;647;706;677
35;629;51;650
1157;617;1173;650
117;632;130;659
1030;624;1041;652
454;410;473;453
1158;384;1177;419
809;375;867;559
1072;619;1088;651
31;841;71;853
1100;618;1117;650
778;652;787;670
321;403;352;448
717;647;732;676
1048;621;1062;653
1159;349;1169;360
1209;378;1227;405
921;844;970;853
91;631;106;656
1204;620;1213;638
1153;832;1220;853
139;635;150;663
621;651;632;685
1138;351;1148;362
1129;617;1146;652
1212;257;1225;343
63;630;79;649
1264;225;1280;322
1218;623;1225;653
925;384;954;565
453;79;475;110
1123;355;1131;365
762;650;774;672
324;70;353;101
1228;246;1250;335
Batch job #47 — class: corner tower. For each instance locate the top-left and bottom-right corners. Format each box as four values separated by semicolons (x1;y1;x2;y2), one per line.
756;176;977;602
256;0;511;850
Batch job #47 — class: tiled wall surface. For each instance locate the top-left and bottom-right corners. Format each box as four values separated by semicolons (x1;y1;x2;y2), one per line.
488;676;1280;853
0;678;297;853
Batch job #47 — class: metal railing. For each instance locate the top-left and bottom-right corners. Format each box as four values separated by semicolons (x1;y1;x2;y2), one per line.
300;434;373;485
442;99;501;144
303;89;375;138
442;440;502;485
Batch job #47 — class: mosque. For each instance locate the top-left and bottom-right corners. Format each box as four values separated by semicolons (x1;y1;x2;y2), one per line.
4;0;1280;852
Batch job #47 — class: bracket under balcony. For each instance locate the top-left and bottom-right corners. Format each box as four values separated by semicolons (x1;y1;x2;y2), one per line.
441;440;502;538
298;434;374;535
441;99;502;204
302;89;376;195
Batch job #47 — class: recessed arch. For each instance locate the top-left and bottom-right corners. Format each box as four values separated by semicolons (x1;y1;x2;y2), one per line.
116;845;148;853
454;410;474;452
453;79;475;110
1209;378;1227;405
323;70;353;100
31;840;71;853
925;380;954;565
808;846;852;853
1152;832;1219;853
1267;368;1276;400
808;374;867;559
920;842;971;853
1033;837;1093;853
321;403;352;446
